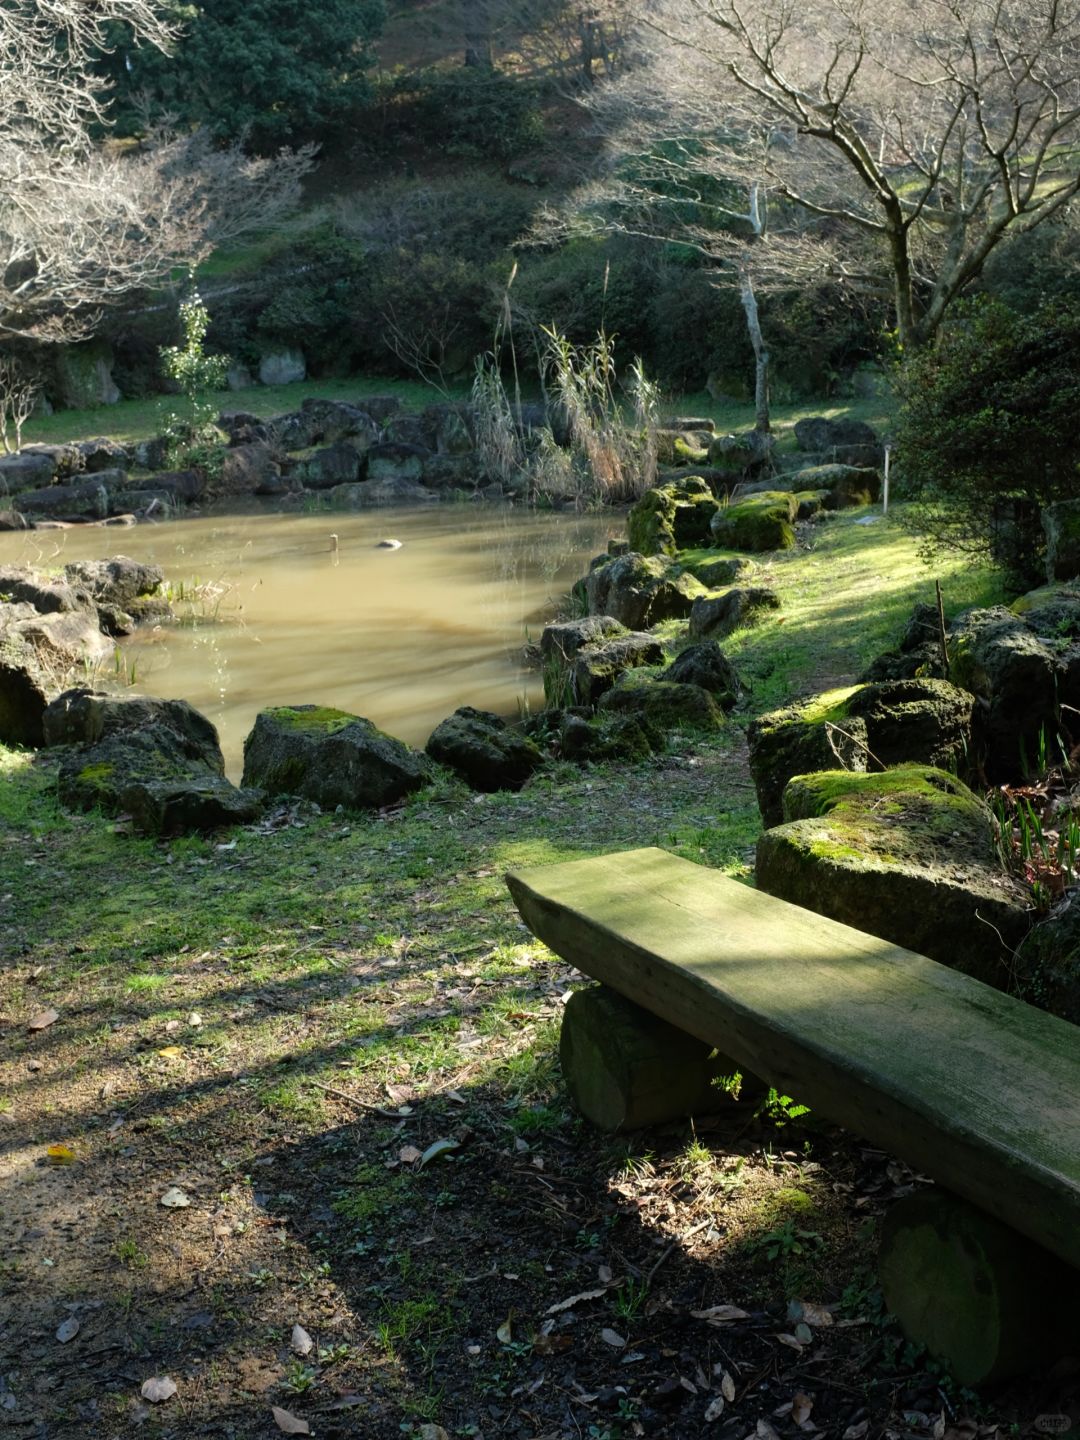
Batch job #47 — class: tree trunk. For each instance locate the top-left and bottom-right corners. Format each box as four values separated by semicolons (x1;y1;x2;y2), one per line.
463;0;493;68
887;215;921;353
739;268;770;433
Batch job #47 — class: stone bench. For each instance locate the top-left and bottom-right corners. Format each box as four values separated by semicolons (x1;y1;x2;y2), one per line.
505;846;1080;1386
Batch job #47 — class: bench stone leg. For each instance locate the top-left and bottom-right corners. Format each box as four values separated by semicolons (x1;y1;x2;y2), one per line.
878;1187;1075;1386
559;984;753;1132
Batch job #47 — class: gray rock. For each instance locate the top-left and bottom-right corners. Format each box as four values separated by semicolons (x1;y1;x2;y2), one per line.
748;691;870;827
689;586;780;640
384;413;435;450
77;438;131;473
219;443;284;497
242;705;433;810
0;566;84;615
706;430;775;481
569;632;665;707
42;688;221;764
426;706;544;791
258;348;306;386
16;480;109;521
845;678;974;772
63;557;165;610
424;403;476;455
585;552;707;630
0;510;28;531
793;416;883;467
120;470;204;507
292;443;362;489
298;397;380;448
0;451;57;494
785;462;881;508
597;672;725;733
0;608;114;746
328;477;438;508
664;642;742;709
366;441;430;484
226;364;255;391
558;711;655;763
539;616;626;664
354;395;403;424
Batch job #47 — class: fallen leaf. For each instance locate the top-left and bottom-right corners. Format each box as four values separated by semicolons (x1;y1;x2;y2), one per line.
418;1138;460;1168
160;1186;191;1209
788;1298;834;1328
271;1406;310;1435
156;1046;182;1059
55;1316;80;1343
291;1324;314;1356
496;1317;513;1344
775;1332;804;1351
844;1424;870;1440
46;1143;75;1165
721;1371;736;1402
600;1328;626;1349
793;1391;814;1425
690;1304;750;1325
399;1145;423;1165
704;1396;726;1422
28;1008;59;1032
794;1321;813;1344
598;1264;613;1285
418;1426;450;1440
140;1376;177;1404
546;1286;609;1315
757;1421;781;1440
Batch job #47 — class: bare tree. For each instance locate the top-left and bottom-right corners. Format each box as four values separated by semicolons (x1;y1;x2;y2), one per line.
616;0;1080;352
0;355;39;453
0;2;313;341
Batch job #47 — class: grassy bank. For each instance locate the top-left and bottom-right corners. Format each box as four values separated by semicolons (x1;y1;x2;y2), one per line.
1;512;1020;1439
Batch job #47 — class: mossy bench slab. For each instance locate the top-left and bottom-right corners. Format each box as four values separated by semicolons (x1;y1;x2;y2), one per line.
504;847;1080;1273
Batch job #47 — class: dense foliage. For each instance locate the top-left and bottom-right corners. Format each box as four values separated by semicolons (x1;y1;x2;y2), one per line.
895;298;1080;582
100;0;386;147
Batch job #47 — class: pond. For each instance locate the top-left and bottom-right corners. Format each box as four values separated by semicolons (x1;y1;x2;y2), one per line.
1;504;622;780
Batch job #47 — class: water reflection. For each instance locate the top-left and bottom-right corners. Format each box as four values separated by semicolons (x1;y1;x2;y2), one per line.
0;505;621;780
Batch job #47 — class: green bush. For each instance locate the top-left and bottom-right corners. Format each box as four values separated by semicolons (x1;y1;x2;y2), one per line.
394;66;545;160
895;297;1080;583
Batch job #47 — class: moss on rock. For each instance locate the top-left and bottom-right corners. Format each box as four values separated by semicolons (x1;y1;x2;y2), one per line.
756;765;1032;983
709;492;797;553
628;476;720;557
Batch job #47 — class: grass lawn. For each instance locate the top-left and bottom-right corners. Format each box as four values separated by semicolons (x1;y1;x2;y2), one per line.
1;511;1026;1439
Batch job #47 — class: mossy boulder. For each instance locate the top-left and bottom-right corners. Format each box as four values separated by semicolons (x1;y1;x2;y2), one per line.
242;705;432;810
54;339;120;409
558;711;656;764
795;490;829;520
42;689;222;766
706;430;775;481
584;552;707;630
786;463;881;509
748;679;976;826
426;706;543;792
845;678;974;772
569;632;665;707
748;688;868;827
291;443;362;489
709;492;797;552
755;766;1032;982
663;642;742;710
539;616;625;665
689;586;780;641
627;477;720;556
62;557;165;611
862;601;949;682
57;723;260;836
597;671;724;733
680;554;756;588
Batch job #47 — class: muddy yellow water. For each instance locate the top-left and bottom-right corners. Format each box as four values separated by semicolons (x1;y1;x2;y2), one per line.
2;505;621;780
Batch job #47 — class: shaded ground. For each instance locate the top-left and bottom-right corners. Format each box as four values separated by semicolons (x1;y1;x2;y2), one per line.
2;514;1068;1440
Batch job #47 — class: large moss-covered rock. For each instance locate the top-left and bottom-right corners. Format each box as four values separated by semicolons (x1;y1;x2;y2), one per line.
426;706;543;792
755;766;1032;983
689;586;780;641
291;443;362;489
42;689;220;763
55;339;120;409
597;672;724;733
861;601;949;682
627;477;720;556
748;688;868;827
585;552;707;630
663;642;741;709
539;616;625;664
569;633;665;707
845;678;974;771
62;557;165;611
242;705;432;810
785;463;881;509
710;492;797;552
